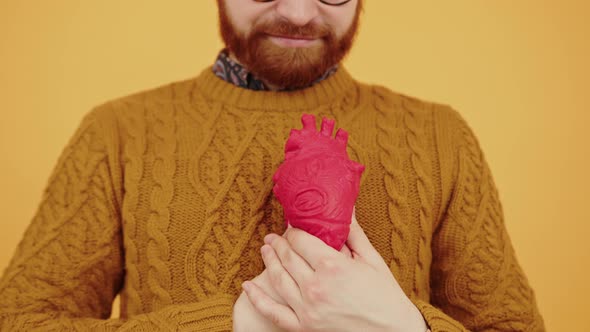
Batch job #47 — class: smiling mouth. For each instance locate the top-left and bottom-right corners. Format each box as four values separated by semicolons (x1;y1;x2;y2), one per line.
268;33;318;40
266;34;322;47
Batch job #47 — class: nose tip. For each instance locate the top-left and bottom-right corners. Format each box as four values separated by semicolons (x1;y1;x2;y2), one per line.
276;0;320;26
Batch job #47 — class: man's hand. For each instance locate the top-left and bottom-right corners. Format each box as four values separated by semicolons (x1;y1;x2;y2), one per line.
233;281;284;332
234;246;297;332
241;213;429;332
233;229;353;332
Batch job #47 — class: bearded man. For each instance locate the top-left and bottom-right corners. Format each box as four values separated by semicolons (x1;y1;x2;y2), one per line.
0;1;545;331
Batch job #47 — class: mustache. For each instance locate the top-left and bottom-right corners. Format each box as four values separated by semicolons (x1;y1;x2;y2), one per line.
253;19;333;39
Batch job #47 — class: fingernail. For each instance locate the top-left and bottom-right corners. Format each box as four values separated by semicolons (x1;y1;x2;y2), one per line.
242;281;251;291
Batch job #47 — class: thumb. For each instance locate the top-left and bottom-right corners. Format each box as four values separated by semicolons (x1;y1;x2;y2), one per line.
346;209;383;266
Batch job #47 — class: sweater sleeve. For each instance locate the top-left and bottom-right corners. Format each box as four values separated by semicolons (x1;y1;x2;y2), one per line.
0;107;235;331
412;106;546;332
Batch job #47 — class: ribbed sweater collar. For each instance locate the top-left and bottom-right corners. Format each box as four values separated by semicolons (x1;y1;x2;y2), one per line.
193;65;358;111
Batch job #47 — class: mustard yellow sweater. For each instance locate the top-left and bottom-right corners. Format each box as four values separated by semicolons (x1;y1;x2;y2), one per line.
0;67;545;331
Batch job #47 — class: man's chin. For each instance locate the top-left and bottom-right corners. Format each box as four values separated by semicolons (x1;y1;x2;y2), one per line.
252;61;330;89
221;33;336;89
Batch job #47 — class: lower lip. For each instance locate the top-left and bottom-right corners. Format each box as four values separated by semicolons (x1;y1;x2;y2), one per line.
268;35;319;48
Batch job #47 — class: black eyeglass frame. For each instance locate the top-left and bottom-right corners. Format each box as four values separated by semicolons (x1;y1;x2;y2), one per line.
254;0;354;7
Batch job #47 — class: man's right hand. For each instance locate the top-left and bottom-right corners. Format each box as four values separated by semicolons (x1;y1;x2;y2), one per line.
233;269;286;332
232;232;353;332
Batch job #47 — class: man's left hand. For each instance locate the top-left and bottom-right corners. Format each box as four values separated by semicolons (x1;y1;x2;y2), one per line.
242;213;429;332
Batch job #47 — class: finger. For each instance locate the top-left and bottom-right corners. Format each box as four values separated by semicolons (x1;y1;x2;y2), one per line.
301;114;316;131
265;233;281;242
264;234;314;286
284;227;342;270
261;244;304;309
320;117;335;137
347;212;384;267
242;281;301;331
335;128;349;145
340;244;352;258
263;227;288;244
339;243;353;258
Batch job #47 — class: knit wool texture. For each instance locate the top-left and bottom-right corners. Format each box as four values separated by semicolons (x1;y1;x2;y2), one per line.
0;67;545;331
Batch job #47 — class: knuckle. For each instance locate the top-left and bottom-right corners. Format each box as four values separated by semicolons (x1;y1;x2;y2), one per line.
300;308;320;327
317;257;339;272
282;249;297;268
285;228;295;242
269;266;289;289
274;239;298;268
269;265;282;282
281;246;295;265
249;293;263;307
269;312;282;326
282;260;295;273
285;229;300;246
273;237;288;253
275;272;288;289
304;281;325;302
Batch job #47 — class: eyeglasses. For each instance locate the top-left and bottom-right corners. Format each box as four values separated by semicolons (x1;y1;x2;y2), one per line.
254;0;354;7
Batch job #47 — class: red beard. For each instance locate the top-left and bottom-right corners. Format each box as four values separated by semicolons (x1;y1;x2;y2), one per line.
217;1;361;89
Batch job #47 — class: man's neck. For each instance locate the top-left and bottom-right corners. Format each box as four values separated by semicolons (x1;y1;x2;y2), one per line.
212;49;338;92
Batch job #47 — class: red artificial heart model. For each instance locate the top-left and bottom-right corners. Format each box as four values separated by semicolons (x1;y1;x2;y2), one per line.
272;114;365;250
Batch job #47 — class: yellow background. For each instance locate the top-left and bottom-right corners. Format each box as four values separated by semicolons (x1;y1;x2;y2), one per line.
1;1;588;330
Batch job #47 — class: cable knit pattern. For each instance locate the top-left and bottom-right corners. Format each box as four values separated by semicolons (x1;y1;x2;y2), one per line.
374;88;413;285
119;101;147;316
402;97;436;300
146;100;176;310
0;66;545;331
